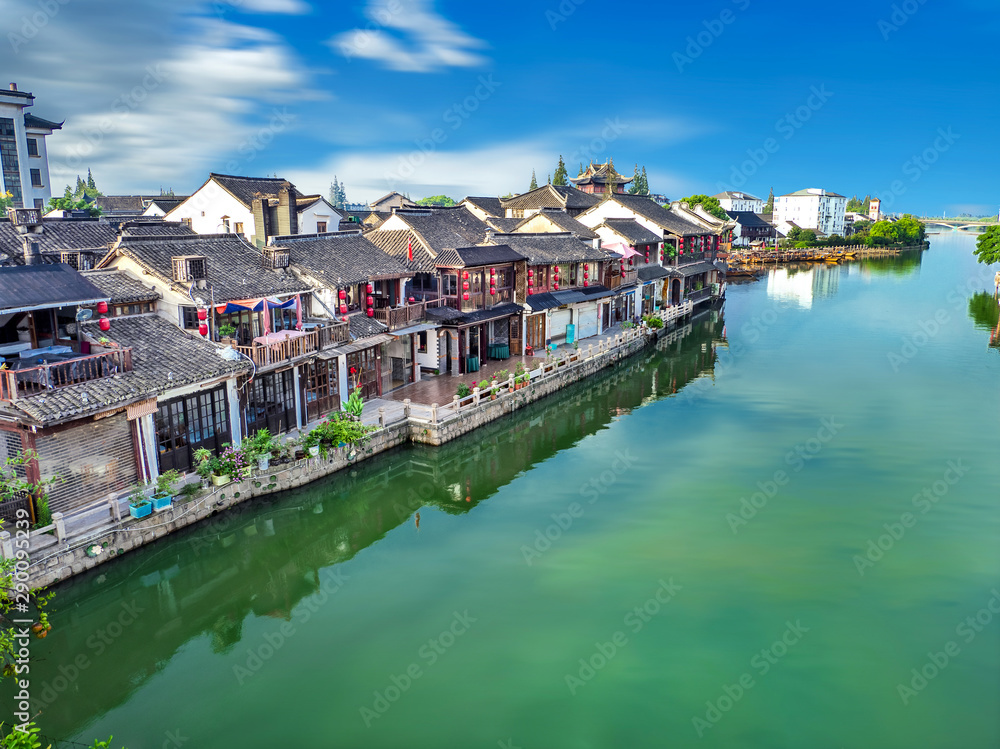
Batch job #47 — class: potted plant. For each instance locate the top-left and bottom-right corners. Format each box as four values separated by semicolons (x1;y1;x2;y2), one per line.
193;447;215;484
218;323;237;344
151;469;180;511
456;382;471;399
344;388;364;422
128;484;152;519
216;444;250;482
303;430;320;457
245;428;276;471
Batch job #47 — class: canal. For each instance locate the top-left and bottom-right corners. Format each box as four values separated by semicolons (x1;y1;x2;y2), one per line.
6;232;999;748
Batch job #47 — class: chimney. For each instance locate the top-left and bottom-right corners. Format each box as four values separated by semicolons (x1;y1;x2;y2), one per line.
251;196;271;249
277;183;297;237
22;237;40;265
9;83;16;92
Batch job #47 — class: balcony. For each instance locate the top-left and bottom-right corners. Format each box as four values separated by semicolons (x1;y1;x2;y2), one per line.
686;287;713;304
234;322;348;369
605;268;639;289
0;348;133;402
668;251;709;265
373;299;447;331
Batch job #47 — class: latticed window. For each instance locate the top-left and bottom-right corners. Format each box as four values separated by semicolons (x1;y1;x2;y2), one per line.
263;246;290;269
171;255;208;281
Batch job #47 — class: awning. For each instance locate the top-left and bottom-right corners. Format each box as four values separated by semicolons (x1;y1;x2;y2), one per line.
324;334;394;357
677;261;717;277
215;296;297;315
391;322;439;337
604;243;641;259
254;329;307;345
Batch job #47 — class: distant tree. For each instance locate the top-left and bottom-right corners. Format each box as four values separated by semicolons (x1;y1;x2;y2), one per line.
328;179;338;206
973;225;1000;265
763;187;774;214
800;229;817;244
328;177;348;210
628;164;650;195
415;195;456;207
578;163;584;177
529;170;538;191
74;175;85;198
628;164;640;194
62;184;73;199
552;156;569;186
894;215;926;245
861;195;871;214
86;168;96;192
46;195;102;217
677;194;728;220
846;195;863;213
785;226;803;243
0;190;13;212
639;167;649;195
869;220;901;245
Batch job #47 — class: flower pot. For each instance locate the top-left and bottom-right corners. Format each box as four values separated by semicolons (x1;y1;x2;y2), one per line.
308;445;320;457
241;466;252;479
258;453;271;471
151;494;173;512
129;501;152;519
211;474;231;487
295;449;306;460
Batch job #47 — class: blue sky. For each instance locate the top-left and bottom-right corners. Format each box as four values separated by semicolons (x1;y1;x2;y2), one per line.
5;0;995;215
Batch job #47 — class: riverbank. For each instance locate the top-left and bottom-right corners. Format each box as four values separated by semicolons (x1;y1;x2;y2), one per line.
13;302;700;589
729;242;927;265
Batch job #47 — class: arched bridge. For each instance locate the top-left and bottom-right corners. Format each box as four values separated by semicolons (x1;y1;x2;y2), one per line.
920;219;994;232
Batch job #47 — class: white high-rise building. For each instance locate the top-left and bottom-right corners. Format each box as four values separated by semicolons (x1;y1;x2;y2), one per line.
0;83;61;210
774;188;847;236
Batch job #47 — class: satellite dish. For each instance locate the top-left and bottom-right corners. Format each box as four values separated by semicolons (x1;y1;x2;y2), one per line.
76;309;94;322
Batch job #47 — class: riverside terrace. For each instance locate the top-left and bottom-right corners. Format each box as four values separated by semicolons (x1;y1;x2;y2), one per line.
11;301;706;589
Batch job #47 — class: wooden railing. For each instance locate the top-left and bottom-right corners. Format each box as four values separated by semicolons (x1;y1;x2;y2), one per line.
235;323;348;369
686;287;713;303
605;268;640;289
0;348;133;402
373;299;446;331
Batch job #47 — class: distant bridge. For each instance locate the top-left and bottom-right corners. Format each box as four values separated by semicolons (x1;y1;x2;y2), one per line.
920;219;994;232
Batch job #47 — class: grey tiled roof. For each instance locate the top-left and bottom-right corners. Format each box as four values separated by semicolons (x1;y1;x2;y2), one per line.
0;264;108;312
518;209;598;239
9;314;248;425
597;218;662;245
23;113;63;130
434;244;525;268
725;211;773;228
81;269;160;304
501;185;600;212
0;218;118;260
120;220;198;237
638;265;673;281
146;196;188;212
210;173;295;208
109;234;310;302
426;302;521;326
462;196;503;217
385;207;490;252
348;312;389;340
484;233;610;265
274;231;410;286
597;194;705;236
365;229;437;273
485;217;523;233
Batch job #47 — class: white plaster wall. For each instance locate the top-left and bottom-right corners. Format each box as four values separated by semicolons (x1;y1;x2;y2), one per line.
165;181;255;242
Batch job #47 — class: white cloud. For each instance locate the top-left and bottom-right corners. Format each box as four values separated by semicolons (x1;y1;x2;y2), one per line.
4;1;317;192
330;0;488;72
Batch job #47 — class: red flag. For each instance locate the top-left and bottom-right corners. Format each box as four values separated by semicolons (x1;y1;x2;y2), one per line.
407;236;413;262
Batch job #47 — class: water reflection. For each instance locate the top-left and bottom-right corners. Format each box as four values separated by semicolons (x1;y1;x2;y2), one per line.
968;290;1000;350
7;312;725;740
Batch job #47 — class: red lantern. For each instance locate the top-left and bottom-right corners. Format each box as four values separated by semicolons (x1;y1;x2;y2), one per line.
199;323;208;336
490;287;496;296
366;283;374;294
366;295;374;307
584;264;589;271
408;296;415;304
341;316;349;322
463;282;470;291
463;293;470;301
583;281;589;288
340;303;348;314
338;289;346;300
527;269;534;278
584;272;589;280
197;308;208;321
96;301;108;315
528;288;533;296
490;267;496;275
645;252;650;264
527;278;533;287
99;317;110;332
463;271;469;280
366;307;374;318
553;283;559;291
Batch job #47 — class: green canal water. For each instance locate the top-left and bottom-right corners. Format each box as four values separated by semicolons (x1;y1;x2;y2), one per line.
7;232;1000;748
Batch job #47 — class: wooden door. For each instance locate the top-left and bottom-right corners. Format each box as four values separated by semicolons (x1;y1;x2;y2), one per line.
509;316;523;356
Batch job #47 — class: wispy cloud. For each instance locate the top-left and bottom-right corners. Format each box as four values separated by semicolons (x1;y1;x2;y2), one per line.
330;0;489;72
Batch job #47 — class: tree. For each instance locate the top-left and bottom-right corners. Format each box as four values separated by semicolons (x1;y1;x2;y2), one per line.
628;165;649;195
74;175;85;198
46;196;102;217
0;191;13;212
763;187;774;214
869;220;900;245
529;170;538;191
846;195;863;213
415;195;456;207
86;168;96;192
861;195;871;214
677;194;728;220
894;215;926;245
552;156;568;186
328;178;339;206
639;167;649;195
974;225;1000;265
